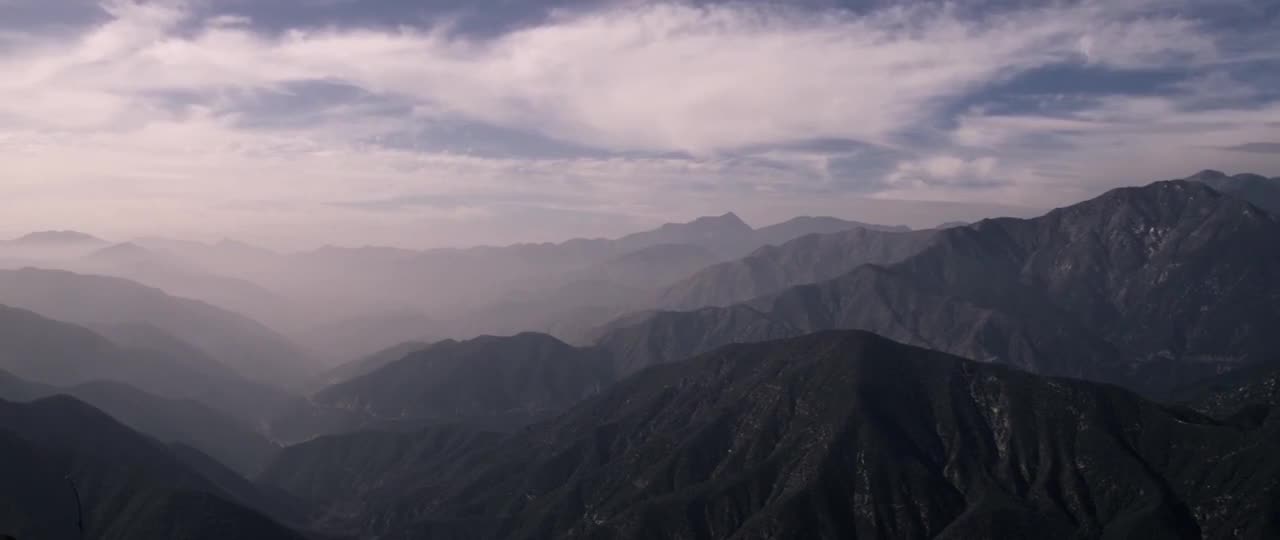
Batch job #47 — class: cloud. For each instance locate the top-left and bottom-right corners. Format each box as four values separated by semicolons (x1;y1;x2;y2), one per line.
0;0;1276;246
0;1;1222;148
889;156;1000;186
1221;142;1280;154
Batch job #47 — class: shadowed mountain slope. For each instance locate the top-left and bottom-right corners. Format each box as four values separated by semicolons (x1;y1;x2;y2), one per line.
0;396;304;540
263;331;1280;539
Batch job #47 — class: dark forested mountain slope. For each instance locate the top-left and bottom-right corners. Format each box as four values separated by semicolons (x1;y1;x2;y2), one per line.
263;331;1280;539
1173;360;1280;421
0;396;304;540
0;268;312;385
271;333;613;443
658;226;937;310
261;426;503;535
600;180;1280;393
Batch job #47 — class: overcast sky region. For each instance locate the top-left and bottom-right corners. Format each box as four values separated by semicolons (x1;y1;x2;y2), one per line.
2;0;1278;248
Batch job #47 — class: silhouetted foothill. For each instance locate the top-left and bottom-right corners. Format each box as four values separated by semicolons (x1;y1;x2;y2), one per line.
0;396;305;539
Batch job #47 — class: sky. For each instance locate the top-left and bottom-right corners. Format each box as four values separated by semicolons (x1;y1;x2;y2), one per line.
1;0;1278;248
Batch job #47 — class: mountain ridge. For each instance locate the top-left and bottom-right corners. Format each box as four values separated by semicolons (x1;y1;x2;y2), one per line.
596;179;1280;395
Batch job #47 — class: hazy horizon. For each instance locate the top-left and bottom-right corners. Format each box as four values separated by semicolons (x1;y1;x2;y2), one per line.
2;0;1277;249
0;196;1047;251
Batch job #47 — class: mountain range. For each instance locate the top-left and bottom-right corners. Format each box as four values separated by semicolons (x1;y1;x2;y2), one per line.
0;268;312;386
274;174;1280;447
1188;169;1280;214
0;299;293;437
4;170;1280;539
656;226;938;310
47;212;913;358
262;331;1280;539
595;179;1280;396
6;231;107;247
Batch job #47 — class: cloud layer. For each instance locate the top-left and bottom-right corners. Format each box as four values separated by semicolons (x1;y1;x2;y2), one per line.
1;0;1277;246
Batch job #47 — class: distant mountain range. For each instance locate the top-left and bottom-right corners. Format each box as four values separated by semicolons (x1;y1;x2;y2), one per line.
262;331;1280;539
47;212;912;356
593;179;1280;396
0;268;312;386
657;227;938;310
276;175;1280;445
78;242;296;329
5;230;107;246
0;297;294;434
1187;169;1280;214
293;212;910;321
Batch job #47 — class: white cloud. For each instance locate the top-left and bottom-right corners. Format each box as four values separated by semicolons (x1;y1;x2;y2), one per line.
890;156;998;184
0;1;1219;147
0;0;1273;245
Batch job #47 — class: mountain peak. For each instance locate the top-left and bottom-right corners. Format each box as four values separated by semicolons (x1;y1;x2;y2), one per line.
1187;169;1229;181
88;242;152;259
215;238;269;252
688;211;751;231
9;230;105;245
